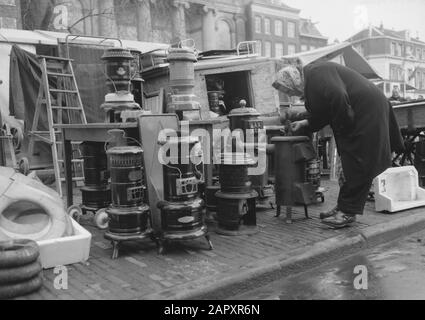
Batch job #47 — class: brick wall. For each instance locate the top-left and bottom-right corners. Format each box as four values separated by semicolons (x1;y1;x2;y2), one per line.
0;0;21;29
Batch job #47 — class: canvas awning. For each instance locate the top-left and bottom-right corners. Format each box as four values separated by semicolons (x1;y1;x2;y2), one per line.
280;42;382;80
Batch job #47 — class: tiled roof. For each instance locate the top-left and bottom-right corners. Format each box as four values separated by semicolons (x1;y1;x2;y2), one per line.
249;0;300;13
348;26;425;44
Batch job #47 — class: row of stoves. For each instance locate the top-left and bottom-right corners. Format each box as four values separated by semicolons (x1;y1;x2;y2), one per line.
77;45;325;259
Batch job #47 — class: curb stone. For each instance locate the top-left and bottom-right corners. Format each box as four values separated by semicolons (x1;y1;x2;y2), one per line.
141;212;425;300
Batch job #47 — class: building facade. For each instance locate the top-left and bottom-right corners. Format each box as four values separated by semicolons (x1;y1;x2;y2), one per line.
0;0;21;29
347;25;425;99
15;0;327;54
246;0;327;57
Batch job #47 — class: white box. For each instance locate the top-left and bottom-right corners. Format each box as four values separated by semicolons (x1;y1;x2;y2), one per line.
374;166;425;213
37;218;92;269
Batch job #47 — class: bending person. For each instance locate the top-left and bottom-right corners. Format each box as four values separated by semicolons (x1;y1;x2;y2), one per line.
273;60;404;229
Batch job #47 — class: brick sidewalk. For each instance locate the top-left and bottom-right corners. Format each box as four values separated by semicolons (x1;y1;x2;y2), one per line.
22;180;419;300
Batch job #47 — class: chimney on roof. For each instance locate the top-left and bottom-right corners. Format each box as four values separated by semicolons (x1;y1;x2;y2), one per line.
379;21;384;31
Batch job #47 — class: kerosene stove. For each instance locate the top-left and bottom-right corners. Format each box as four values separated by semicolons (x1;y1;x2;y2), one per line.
166;48;201;121
100;47;143;123
227;100;274;207
272;136;325;224
79;142;111;216
215;152;259;236
100;130;155;259
157;134;212;254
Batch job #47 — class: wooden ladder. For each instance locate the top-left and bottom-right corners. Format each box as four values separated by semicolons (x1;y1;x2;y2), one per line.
28;55;87;197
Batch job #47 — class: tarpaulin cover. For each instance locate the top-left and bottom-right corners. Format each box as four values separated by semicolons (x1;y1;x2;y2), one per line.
8;44;51;159
59;43;108;123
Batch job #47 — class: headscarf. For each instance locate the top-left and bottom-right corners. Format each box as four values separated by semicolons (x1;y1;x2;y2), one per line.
273;59;305;97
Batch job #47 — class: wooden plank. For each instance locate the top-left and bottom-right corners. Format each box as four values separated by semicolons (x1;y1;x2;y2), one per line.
138;114;180;233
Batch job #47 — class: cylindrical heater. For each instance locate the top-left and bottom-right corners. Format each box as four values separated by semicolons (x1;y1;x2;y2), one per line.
79;142;111;215
100;47;142;123
227;100;274;207
205;184;220;222
104;139;154;259
415;139;425;186
215;153;259;236
166;48;201;121
157;135;212;254
271;136;324;224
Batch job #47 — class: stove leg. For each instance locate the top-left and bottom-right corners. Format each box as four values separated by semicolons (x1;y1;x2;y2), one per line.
304;205;310;219
205;234;213;250
111;241;119;260
275;205;281;218
286;207;293;224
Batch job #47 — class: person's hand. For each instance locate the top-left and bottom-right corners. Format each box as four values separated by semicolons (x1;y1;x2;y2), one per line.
291;120;309;132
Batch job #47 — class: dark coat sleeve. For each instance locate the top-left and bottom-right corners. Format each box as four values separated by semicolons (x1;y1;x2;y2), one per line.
305;66;355;136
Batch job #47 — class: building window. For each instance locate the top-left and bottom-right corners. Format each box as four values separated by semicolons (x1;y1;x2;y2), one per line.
397;43;403;56
310;45;316;51
417;48;422;60
264;18;271;34
406;45;413;57
390;64;403;81
287;21;296;38
421;72;425;89
274;20;283;36
257;41;262;56
275;43;284;57
301;44;308;52
265;41;272;57
288;44;296;55
391;42;397;56
416;71;424;89
255;16;262;34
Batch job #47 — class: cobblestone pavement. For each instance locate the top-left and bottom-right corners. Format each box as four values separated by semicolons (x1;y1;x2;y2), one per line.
21;180;420;300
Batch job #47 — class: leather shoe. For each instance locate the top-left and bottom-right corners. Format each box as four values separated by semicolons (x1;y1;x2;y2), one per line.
321;212;356;229
320;207;339;220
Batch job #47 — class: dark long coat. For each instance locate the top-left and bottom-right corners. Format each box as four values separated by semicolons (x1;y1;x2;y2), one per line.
303;61;404;183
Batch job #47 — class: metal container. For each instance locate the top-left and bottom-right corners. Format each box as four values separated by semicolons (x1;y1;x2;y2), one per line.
227;100;261;132
105;145;150;235
219;153;255;194
79;142;111;213
166;48;201;120
102;47;134;93
215;152;259;234
271;136;322;222
107;146;145;208
157;135;212;252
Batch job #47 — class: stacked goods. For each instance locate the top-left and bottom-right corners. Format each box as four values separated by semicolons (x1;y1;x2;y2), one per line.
0;240;43;299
